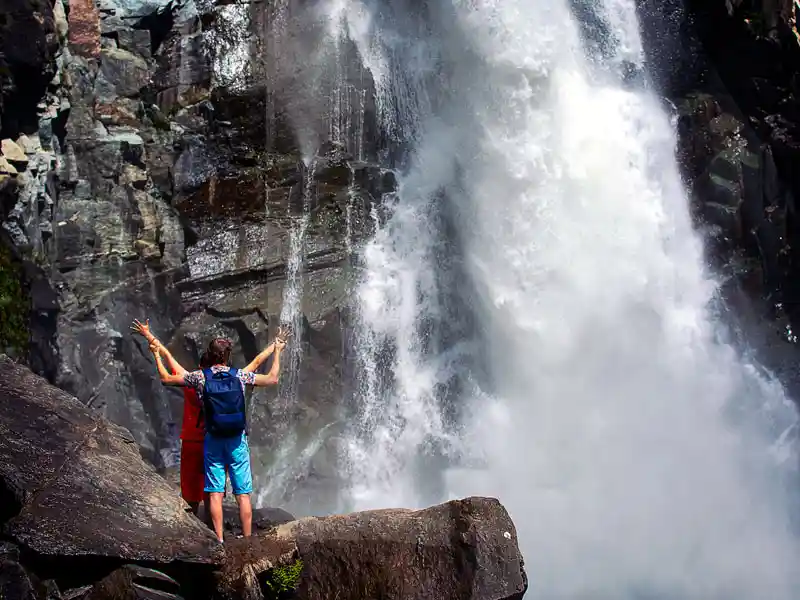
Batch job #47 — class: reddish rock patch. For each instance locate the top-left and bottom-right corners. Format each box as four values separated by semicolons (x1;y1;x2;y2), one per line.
68;0;100;58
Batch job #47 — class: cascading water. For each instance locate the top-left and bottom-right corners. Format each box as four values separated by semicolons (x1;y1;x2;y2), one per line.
332;0;800;598
255;161;316;502
252;0;373;512
279;160;316;404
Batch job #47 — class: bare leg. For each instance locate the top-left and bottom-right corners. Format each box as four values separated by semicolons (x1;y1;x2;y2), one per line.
209;492;225;542
202;493;211;526
236;493;252;537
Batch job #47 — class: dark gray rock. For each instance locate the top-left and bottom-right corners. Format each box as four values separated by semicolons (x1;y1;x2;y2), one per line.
0;542;20;562
195;506;296;538
96;48;151;99
39;579;61;600
0;356;222;573
84;565;183;600
683;0;800;334
0;559;37;600
117;30;152;60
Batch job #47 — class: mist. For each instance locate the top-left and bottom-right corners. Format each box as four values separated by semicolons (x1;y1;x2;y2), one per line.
336;0;800;598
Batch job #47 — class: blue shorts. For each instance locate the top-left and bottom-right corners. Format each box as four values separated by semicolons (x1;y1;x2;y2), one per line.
204;432;253;495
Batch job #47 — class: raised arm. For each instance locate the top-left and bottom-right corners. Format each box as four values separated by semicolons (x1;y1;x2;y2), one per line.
244;341;275;373
130;318;188;384
251;336;286;386
155;342;188;378
244;326;290;373
151;343;187;386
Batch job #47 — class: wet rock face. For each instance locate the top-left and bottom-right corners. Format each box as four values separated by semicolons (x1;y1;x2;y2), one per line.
677;0;800;349
661;0;800;392
0;0;392;513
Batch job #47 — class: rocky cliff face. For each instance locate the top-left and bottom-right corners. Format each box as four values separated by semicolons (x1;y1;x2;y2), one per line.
636;0;800;389
0;0;393;514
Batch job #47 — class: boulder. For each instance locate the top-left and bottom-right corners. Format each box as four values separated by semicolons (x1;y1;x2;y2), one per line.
216;536;299;600
0;559;37;600
1;140;28;166
82;565;183;600
221;497;527;600
0;356;222;584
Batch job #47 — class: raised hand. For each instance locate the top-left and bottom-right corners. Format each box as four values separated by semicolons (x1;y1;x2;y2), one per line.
130;319;155;342
275;325;291;349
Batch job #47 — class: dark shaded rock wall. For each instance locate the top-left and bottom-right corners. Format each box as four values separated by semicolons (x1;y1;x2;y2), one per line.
634;0;800;388
0;0;394;515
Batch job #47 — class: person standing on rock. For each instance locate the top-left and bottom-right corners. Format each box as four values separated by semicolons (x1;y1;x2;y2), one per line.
146;339;283;521
131;320;288;543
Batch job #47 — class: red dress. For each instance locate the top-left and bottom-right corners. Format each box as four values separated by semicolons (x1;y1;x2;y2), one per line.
179;387;205;504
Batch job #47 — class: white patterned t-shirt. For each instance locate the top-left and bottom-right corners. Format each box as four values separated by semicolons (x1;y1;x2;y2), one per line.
183;366;256;394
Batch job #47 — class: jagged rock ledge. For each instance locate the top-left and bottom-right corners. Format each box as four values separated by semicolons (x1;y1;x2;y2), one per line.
0;355;528;600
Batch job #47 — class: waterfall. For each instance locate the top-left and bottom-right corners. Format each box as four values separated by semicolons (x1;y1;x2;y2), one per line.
332;0;800;598
279;159;316;405
253;160;315;507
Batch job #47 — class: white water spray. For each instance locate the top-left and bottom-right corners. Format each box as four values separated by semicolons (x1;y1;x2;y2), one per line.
335;0;800;598
253;160;316;508
279;160;316;403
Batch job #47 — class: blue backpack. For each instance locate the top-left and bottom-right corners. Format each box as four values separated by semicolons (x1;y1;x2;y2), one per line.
201;368;246;437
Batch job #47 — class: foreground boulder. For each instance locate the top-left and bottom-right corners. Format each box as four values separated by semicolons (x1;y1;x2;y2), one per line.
0;355;221;582
221;497;527;600
80;565;183;600
0;558;37;600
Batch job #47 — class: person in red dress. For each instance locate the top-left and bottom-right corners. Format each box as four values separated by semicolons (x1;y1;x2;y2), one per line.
178;352;211;515
132;321;287;518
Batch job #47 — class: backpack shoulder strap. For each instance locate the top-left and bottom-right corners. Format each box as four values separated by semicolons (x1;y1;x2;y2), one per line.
228;367;239;377
193;385;204;429
196;370;212;430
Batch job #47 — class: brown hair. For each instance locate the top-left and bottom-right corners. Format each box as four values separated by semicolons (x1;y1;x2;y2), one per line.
206;338;232;366
198;351;211;369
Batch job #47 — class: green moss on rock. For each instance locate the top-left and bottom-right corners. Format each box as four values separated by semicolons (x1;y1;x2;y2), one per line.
263;559;303;599
0;245;29;355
